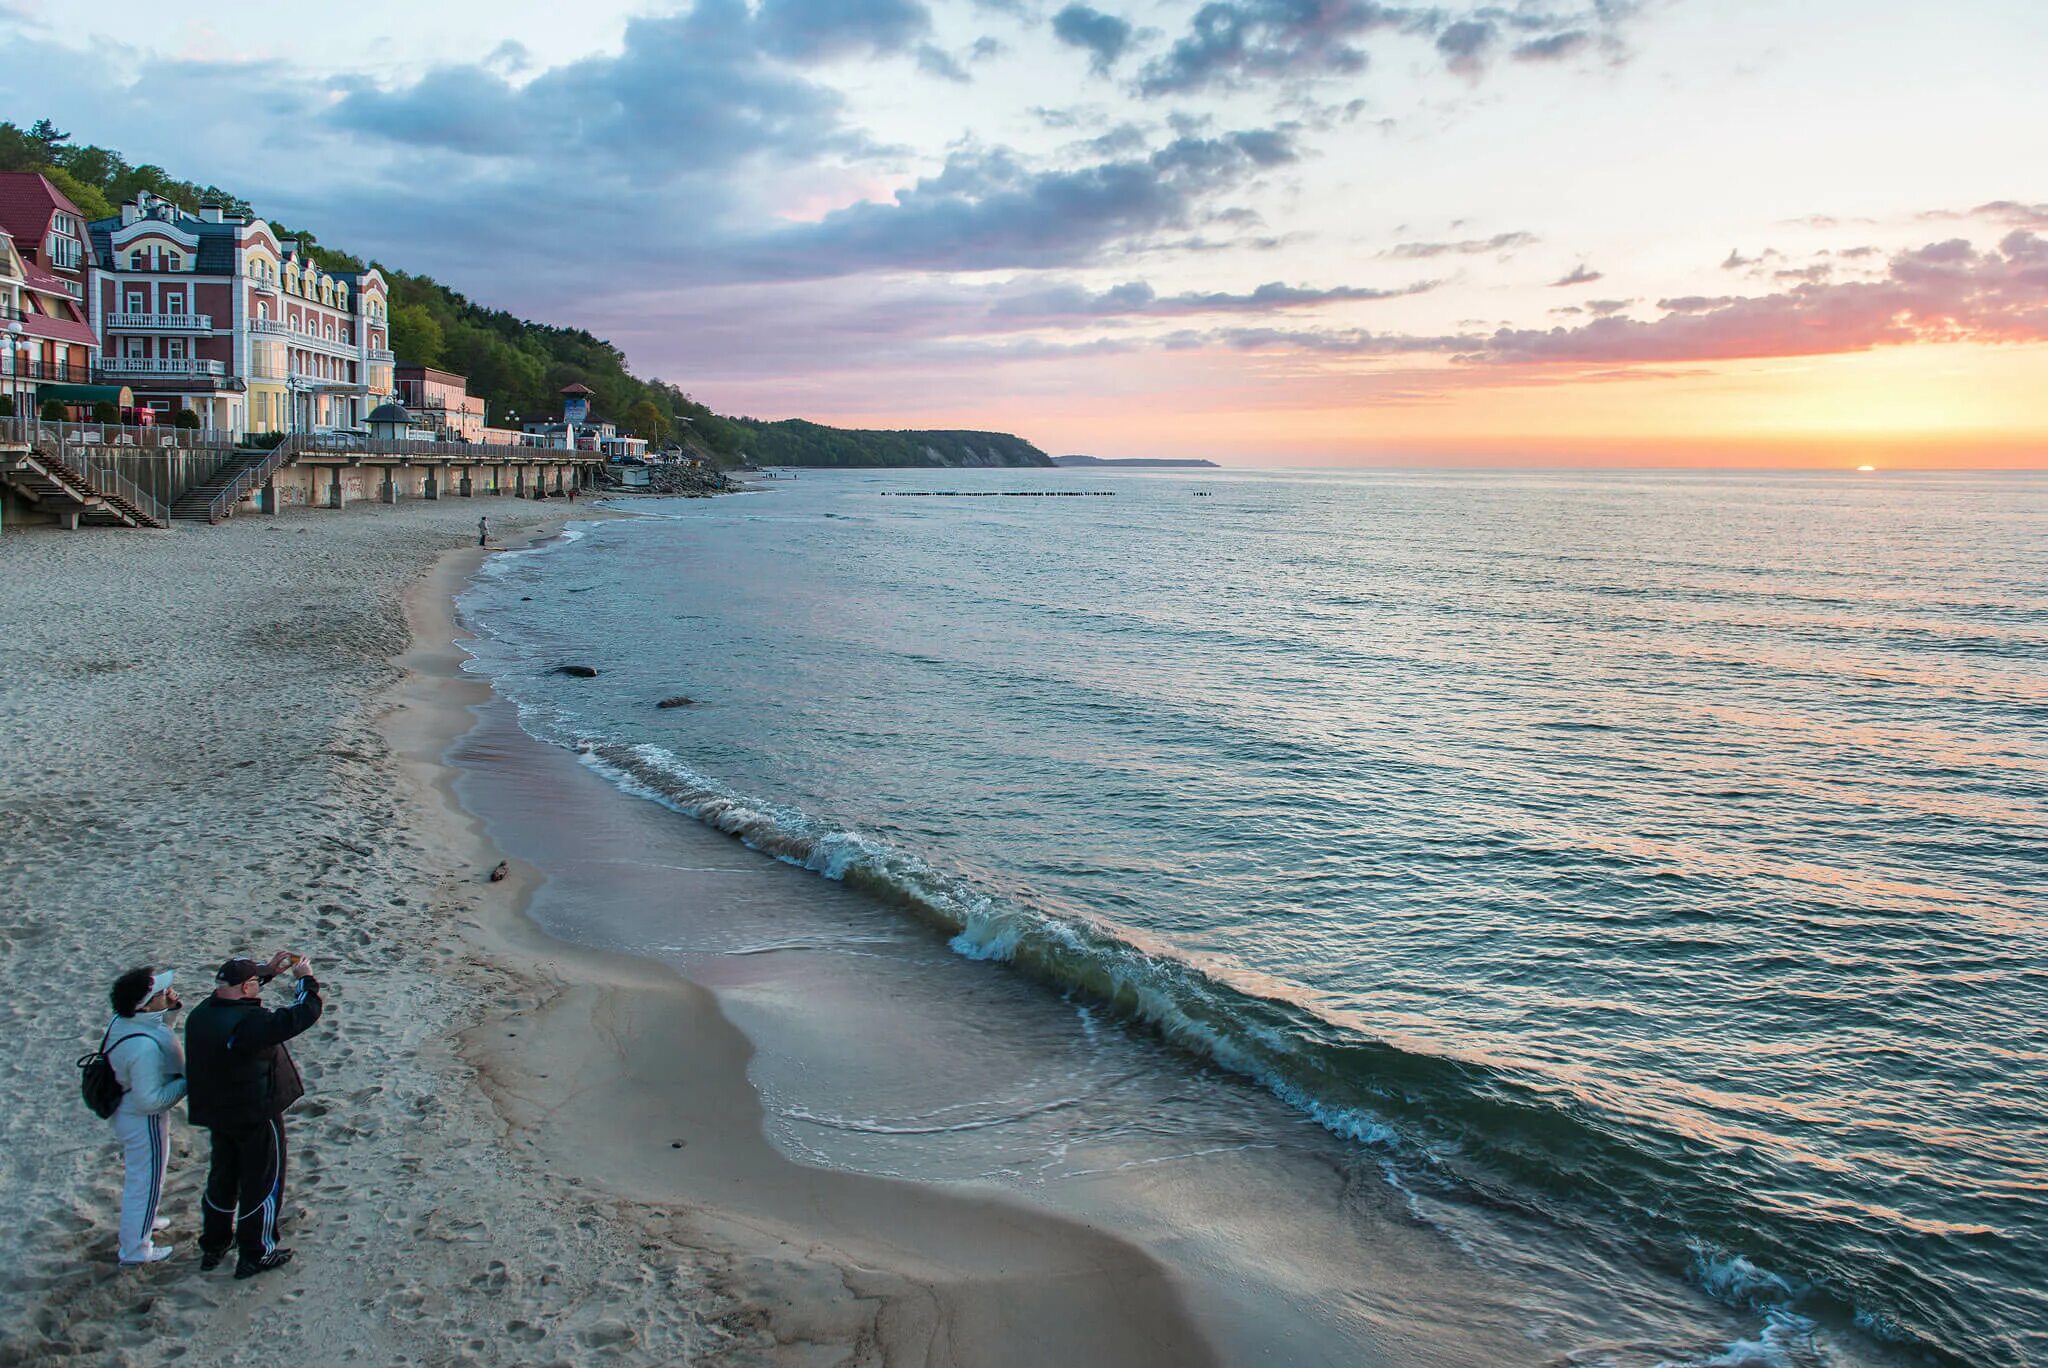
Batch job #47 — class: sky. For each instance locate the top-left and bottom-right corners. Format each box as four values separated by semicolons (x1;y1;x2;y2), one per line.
5;0;2046;466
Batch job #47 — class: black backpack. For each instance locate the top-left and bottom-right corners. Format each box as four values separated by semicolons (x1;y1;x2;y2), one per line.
78;1028;154;1120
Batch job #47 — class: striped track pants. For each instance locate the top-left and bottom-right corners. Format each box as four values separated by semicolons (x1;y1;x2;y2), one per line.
199;1116;288;1263
112;1110;170;1262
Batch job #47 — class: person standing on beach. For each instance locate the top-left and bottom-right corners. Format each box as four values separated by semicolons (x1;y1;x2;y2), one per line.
478;514;490;547
103;967;186;1265
184;952;322;1279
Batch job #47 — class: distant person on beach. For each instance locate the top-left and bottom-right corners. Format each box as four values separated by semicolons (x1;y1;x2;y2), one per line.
478;515;490;547
103;967;187;1265
185;952;322;1279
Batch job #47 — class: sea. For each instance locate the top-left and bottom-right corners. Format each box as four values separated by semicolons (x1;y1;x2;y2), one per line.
458;466;2048;1367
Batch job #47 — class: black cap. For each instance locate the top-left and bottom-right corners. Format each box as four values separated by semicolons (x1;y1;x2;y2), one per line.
215;957;271;986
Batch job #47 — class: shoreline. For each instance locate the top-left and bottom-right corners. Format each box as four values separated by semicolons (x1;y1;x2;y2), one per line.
387;519;1224;1365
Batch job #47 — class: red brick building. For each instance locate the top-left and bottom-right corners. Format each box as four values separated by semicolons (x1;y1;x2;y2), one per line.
88;190;393;434
0;173;102;409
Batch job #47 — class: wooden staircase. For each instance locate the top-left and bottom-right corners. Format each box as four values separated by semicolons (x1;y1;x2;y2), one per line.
0;447;167;529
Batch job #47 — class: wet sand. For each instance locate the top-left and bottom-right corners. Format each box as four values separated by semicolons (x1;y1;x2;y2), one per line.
396;535;1225;1366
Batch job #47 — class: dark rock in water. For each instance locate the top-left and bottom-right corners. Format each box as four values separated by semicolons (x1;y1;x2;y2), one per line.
657;695;696;709
555;665;599;678
488;860;508;883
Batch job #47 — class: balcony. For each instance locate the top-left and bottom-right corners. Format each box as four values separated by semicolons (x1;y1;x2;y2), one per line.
289;365;363;391
98;356;227;377
104;311;214;332
366;347;395;363
252;318;360;360
8;360;93;383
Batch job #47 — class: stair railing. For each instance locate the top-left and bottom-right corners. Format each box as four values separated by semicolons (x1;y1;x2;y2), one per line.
202;434;296;524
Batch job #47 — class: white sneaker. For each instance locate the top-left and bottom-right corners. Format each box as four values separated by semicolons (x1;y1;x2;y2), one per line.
120;1243;175;1265
152;1217;171;1232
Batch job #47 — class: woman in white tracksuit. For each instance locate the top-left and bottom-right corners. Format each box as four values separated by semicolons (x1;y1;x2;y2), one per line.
105;967;188;1265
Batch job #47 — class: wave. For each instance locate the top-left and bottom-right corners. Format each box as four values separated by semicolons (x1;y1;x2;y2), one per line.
551;731;1961;1368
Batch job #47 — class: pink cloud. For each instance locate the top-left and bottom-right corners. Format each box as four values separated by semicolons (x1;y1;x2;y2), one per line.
1468;231;2048;365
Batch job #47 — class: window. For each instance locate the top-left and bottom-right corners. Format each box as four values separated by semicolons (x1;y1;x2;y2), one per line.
124;339;145;358
166;293;185;315
126;291;144;314
130;253;146;271
165;339;187;361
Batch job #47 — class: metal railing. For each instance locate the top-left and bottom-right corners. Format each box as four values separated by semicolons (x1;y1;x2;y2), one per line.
200;436;292;524
104;312;213;331
253;319;359;357
288;431;590;459
8;360;93;383
288;366;360;389
0;415;201;525
98;356;226;377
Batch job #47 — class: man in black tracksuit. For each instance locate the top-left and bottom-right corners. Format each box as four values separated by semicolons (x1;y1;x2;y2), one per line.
185;952;323;1279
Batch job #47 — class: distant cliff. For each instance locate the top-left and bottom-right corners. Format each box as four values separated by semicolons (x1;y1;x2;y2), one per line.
743;420;1054;468
1054;455;1220;468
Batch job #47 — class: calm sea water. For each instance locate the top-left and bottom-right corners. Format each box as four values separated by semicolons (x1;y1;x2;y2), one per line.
463;468;2048;1366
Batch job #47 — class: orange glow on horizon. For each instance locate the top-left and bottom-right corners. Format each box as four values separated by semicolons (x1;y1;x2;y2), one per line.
752;341;2048;469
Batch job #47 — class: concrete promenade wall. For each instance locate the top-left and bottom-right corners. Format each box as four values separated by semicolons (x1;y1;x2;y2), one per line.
268;459;588;510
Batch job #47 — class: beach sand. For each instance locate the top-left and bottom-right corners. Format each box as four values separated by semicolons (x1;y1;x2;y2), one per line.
0;498;1216;1367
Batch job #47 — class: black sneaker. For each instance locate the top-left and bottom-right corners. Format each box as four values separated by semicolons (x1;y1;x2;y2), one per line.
233;1249;293;1280
200;1249;227;1272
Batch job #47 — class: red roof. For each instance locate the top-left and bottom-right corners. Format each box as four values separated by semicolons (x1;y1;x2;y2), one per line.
561;382;595;395
19;259;100;347
0;173;86;264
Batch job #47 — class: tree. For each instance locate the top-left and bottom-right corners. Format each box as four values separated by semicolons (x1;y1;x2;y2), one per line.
41;399;65;421
173;408;202;430
41;166;113;222
388;301;444;369
625;398;672;445
0;396;13;418
92;400;121;424
27;118;68;161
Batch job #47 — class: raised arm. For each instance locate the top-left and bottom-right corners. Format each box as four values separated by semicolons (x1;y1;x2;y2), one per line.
229;975;324;1051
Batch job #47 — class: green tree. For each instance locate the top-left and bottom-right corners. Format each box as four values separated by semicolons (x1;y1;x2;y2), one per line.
41;399;65;421
173;408;202;430
41;166;112;221
388;302;444;368
92;400;121;424
625;398;672;445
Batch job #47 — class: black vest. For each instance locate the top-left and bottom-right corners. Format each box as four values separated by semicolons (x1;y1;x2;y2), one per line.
184;995;306;1129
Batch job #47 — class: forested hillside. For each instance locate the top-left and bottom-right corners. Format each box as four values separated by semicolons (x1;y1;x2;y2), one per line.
0;119;1048;467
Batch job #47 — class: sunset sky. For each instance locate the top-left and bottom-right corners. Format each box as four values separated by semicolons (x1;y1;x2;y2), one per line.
7;0;2045;465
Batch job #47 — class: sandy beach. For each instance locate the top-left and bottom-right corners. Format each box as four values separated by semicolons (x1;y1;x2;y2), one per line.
0;498;1216;1367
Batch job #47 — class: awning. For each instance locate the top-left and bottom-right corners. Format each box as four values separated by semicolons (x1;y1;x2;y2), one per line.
36;383;135;407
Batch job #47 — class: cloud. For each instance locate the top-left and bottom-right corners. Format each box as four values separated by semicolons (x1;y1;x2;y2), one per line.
1435;19;1495;77
331;4;868;172
1513;29;1592;61
917;42;973;81
1386;230;1538;258
989;275;1437;320
733;127;1300;278
1052;4;1135;74
1136;1;1637;94
1584;298;1633;316
1926;200;2048;230
1552;263;1603;286
753;0;933;61
1138;1;1421;95
1470;231;2048;364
